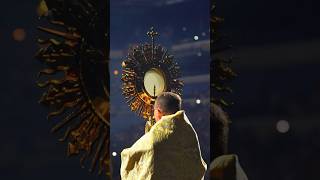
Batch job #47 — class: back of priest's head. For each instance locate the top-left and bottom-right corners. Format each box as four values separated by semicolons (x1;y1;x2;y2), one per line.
154;92;182;118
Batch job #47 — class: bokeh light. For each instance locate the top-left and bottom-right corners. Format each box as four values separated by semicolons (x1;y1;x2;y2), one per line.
12;28;26;42
112;152;117;157
276;120;290;133
182;27;187;31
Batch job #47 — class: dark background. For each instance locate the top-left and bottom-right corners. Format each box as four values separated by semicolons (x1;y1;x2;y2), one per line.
0;1;106;180
217;0;320;179
0;1;96;179
0;0;210;180
0;0;319;180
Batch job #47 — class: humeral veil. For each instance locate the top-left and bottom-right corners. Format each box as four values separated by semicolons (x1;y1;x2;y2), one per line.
120;110;207;180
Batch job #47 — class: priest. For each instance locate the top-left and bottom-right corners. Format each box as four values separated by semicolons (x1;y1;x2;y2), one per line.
120;92;207;180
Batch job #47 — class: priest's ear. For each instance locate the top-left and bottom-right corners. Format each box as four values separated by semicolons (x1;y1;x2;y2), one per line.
154;107;163;122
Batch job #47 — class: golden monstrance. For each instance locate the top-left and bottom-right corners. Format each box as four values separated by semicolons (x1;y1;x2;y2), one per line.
121;27;184;131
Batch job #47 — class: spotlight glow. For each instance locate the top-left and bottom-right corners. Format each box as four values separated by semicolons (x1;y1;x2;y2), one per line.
196;99;201;104
193;35;199;41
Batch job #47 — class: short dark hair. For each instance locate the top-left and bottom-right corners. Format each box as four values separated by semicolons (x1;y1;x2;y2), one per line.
155;92;182;115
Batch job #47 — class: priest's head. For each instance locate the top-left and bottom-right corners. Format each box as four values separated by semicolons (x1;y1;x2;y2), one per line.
154;92;182;122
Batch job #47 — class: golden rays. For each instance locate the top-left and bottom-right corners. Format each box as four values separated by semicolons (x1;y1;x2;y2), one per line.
121;28;183;124
36;0;110;178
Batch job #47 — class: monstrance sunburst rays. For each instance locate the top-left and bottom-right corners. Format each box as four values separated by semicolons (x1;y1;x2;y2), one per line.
36;0;110;177
121;27;183;127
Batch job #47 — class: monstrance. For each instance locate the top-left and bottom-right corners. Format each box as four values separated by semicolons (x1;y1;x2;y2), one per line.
36;0;110;178
121;27;184;129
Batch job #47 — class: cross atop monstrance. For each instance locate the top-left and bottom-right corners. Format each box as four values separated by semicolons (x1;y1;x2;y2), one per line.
147;27;159;61
147;27;159;43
